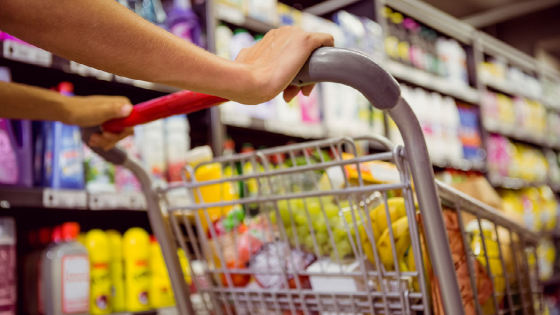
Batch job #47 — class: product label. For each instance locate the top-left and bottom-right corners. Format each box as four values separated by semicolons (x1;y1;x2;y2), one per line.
90;262;111;314
61;255;90;314
0;128;18;184
0;244;16;315
125;259;150;311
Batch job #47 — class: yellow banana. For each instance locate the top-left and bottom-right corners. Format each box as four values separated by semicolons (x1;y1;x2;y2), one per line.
377;216;411;270
375;198;407;236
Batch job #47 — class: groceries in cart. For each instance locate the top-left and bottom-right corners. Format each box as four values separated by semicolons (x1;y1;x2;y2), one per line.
173;138;541;314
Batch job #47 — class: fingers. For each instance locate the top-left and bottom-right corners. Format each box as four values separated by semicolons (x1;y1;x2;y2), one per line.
283;86;300;103
88;128;134;151
301;84;315;97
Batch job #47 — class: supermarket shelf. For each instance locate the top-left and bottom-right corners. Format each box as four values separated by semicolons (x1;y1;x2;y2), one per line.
479;75;541;101
304;0;362;15
384;60;480;104
216;4;275;33
432;157;487;172
484;120;560;150
488;173;548;190
114;307;178;315
222;114;326;139
0;40;180;93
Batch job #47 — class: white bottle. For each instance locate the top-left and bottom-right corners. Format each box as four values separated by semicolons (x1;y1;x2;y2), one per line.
165;115;190;184
42;223;90;315
215;25;233;60
443;96;463;161
229;29;254;61
429;92;445;160
141;120;167;188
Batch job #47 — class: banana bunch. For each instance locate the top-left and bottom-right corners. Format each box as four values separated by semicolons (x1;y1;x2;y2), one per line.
359;198;412;271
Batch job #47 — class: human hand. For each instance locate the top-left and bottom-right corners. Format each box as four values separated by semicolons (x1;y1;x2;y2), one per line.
234;26;334;104
63;95;134;150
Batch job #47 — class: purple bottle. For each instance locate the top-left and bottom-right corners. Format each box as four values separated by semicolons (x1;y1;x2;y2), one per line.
166;0;203;47
0;119;33;187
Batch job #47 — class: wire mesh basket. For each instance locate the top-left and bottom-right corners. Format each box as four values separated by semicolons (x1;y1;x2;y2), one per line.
160;135;542;315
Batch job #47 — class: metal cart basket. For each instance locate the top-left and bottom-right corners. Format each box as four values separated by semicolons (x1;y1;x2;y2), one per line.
84;47;543;315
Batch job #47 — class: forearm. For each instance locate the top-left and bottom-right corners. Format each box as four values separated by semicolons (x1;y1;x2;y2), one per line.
0;81;72;123
0;0;255;100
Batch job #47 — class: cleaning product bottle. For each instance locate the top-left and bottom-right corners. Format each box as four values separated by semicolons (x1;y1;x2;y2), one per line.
41;83;85;189
165;115;190;184
0;119;33;187
85;230;112;315
166;0;202;46
140;121;166;188
83;144;116;193
215;24;233;60
106;230;125;313
115;136;141;192
149;237;175;308
42;223;90;315
0;67;33;187
123;228;150;312
230;29;254;61
0;218;16;315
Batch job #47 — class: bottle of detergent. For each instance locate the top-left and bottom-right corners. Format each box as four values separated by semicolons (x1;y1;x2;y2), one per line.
149;237;175;308
106;230;125;312
166;0;202;46
230;29;254;61
0;217;16;315
85;230;112;315
39;83;85;189
165;115;190;184
123;228;150;312
42;223;90;315
0;68;33;187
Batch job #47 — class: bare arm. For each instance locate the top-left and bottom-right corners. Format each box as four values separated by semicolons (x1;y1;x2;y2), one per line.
0;81;133;149
0;0;333;104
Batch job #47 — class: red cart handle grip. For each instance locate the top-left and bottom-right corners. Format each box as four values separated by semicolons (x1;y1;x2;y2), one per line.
102;90;227;133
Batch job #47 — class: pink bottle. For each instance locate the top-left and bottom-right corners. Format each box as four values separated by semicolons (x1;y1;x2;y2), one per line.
0;217;16;315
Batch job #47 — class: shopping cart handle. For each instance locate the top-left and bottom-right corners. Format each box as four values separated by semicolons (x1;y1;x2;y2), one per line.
291;47;401;110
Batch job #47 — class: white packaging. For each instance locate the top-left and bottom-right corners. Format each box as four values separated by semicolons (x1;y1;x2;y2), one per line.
229;29;254;61
165;115;190;184
215;25;233;60
247;0;277;25
274;92;301;124
140;121;167;187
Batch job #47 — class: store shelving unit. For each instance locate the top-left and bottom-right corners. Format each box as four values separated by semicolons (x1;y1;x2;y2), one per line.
2;0;560;205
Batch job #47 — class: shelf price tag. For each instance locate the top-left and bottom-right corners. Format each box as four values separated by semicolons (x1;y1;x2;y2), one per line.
43;189;87;209
89;192;146;210
2;40;53;67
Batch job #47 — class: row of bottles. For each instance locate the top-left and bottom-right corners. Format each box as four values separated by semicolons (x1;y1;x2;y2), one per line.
23;223;190;315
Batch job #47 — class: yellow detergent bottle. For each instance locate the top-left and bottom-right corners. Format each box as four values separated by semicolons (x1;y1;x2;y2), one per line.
178;248;192;286
186;146;235;232
85;229;112;315
106;230;125;312
123;228;150;312
77;232;87;246
149;237;175;308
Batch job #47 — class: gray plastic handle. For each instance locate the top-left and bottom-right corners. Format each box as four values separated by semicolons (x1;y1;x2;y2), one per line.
294;47;464;314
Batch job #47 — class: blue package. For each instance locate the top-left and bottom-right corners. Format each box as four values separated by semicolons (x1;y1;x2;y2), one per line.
41;121;85;189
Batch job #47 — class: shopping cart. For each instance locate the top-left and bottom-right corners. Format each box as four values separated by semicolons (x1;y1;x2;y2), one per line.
83;47;543;315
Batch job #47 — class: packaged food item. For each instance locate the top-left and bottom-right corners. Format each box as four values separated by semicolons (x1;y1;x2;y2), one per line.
123;228;150;312
85;230;112;314
186;146;236;232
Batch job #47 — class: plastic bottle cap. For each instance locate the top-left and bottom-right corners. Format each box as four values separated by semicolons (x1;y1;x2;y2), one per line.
254;34;264;41
58;82;74;94
234;29;249;35
39;227;52;245
241;143;254;153
150;235;158;243
61;222;80;241
52;226;63;243
224;139;235;150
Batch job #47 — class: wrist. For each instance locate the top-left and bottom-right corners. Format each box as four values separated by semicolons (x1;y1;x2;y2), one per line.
57;95;81;125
